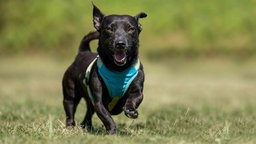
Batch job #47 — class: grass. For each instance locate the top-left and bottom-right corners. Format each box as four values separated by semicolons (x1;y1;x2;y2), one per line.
0;56;256;143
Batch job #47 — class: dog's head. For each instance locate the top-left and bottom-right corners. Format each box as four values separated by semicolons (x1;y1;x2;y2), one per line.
92;4;147;70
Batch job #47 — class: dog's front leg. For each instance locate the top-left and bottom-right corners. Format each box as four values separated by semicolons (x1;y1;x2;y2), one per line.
124;92;143;119
94;101;117;134
124;71;144;119
90;71;117;134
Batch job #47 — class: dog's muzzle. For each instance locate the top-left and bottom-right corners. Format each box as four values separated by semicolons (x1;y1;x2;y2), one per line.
113;41;127;66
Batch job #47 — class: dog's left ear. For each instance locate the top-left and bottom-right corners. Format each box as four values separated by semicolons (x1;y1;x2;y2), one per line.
92;3;105;31
134;12;147;32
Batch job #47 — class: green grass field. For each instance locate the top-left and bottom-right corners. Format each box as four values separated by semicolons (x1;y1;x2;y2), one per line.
0;56;255;143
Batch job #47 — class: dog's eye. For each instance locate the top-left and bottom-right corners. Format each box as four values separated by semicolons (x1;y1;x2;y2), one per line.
128;27;136;34
105;26;114;33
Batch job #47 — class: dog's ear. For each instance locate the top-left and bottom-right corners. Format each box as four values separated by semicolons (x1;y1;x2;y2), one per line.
92;3;105;31
134;12;147;32
134;12;147;20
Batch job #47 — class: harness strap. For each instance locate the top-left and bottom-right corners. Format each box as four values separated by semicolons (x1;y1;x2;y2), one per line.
83;57;98;105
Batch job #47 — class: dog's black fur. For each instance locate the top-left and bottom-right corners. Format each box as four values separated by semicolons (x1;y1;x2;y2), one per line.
62;4;147;134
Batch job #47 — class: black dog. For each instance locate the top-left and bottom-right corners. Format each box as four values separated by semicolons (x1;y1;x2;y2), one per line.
62;4;147;134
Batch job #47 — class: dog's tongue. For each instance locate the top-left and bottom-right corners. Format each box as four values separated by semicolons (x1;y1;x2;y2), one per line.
114;50;126;63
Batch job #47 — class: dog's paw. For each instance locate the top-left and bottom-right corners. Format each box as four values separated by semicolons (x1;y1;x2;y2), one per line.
107;129;117;135
123;108;138;119
66;119;75;128
80;123;94;133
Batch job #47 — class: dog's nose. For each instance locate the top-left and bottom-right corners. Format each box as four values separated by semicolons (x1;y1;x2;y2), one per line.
115;41;126;49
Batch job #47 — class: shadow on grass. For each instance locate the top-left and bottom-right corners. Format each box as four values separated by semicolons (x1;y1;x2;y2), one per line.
84;122;145;136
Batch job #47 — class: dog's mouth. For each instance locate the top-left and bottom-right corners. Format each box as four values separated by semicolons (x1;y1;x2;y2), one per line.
113;49;127;66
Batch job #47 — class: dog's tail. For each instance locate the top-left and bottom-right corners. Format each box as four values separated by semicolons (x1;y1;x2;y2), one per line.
79;31;99;52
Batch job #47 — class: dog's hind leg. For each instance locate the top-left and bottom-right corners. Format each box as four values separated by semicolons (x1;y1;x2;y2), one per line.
80;98;95;131
63;96;81;127
62;70;81;127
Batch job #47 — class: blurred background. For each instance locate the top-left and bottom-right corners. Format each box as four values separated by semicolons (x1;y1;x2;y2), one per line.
1;0;256;58
1;0;256;142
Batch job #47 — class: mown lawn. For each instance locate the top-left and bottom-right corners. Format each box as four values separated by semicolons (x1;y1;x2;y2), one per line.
0;56;256;143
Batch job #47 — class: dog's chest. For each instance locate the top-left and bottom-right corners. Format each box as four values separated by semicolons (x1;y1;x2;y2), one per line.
84;57;140;111
97;58;140;98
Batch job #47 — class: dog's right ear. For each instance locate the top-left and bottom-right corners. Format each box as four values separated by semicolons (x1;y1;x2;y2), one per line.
134;12;147;32
134;12;147;21
92;3;105;31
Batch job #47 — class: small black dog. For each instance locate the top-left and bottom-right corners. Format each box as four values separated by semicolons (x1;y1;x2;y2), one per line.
62;4;147;134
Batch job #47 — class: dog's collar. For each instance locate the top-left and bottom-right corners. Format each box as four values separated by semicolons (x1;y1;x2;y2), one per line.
97;57;140;98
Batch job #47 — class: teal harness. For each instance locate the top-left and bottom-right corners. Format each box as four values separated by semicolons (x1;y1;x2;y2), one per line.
83;56;140;111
